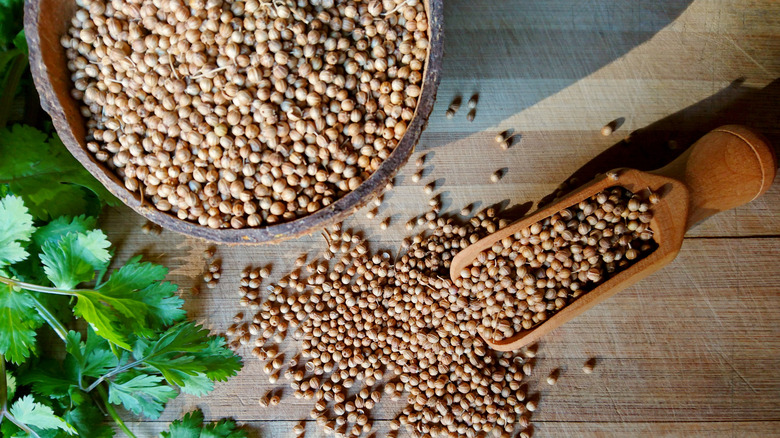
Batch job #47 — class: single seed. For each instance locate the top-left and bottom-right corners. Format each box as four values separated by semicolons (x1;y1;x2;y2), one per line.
490;169;502;183
467;109;476;122
583;358;596;374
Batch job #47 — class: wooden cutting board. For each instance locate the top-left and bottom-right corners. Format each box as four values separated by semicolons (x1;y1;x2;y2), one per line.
97;0;780;436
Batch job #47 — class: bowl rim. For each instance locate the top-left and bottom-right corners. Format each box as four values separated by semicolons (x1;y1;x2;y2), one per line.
24;0;444;244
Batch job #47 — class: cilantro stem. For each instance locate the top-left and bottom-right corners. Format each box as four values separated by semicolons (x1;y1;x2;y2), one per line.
0;276;77;297
28;295;68;342
97;385;138;438
2;410;41;438
85;359;143;393
0;354;6;412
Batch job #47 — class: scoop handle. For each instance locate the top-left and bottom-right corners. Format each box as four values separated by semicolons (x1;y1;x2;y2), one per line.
653;125;776;229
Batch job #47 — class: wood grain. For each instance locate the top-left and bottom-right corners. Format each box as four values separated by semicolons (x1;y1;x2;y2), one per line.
90;0;780;435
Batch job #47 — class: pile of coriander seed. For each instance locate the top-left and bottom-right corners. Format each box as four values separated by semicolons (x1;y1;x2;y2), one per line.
456;187;657;342
63;0;429;229
227;209;543;438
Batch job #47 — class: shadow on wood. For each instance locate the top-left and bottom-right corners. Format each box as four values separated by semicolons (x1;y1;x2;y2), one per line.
539;78;780;206
423;0;696;144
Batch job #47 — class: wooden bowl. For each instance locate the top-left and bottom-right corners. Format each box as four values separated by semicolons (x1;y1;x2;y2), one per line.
24;0;443;244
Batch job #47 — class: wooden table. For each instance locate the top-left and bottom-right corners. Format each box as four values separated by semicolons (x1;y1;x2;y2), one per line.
111;0;780;436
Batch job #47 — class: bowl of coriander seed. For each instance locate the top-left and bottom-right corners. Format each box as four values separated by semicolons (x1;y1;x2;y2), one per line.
24;0;443;244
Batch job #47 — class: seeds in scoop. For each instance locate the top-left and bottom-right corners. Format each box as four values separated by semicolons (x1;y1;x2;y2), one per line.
457;187;656;341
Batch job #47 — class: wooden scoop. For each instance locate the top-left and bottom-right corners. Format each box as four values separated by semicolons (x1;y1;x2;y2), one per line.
450;125;776;351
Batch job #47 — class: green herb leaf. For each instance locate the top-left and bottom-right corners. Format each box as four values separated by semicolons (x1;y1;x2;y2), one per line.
107;372;178;420
0;194;35;267
159;409;247;438
98;257;186;331
12;29;26;54
32;216;98;248
6;369;16;399
62;403;115;438
18;360;75;399
40;229;111;289
0;125;118;219
8;395;77;435
0;0;23;49
66;257;185;349
134;322;242;396
0;281;40;364
65;330;117;379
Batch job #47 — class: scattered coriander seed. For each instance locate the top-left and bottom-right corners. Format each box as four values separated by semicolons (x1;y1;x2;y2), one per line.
380;217;390;230
203;247;216;259
601;123;614;136
583;358;596;374
526;400;537;412
415;154;426;167
490;169;503;183
269;394;281;406
445;108;456;119
295;254;307;267
258;394;270;407
412;169;423;183
547;369;560;385
467;109;476;122
386;180;395;191
373;196;383;207
141;222;153;234
460;204;473;216
499;137;512;150
366;208;377;219
423;181;435;194
293;424;305;434
467;94;479;109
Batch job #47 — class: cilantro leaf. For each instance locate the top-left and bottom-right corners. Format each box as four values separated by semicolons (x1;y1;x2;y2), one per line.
99;257;186;330
63;403;115;438
0;194;35;267
0;125;118;220
160;410;247;438
8;395;77;435
33;216;98;248
66;257;185;349
6;370;16;399
18;359;76;399
0;281;40;364
40;230;111;290
65;330;117;379
107;372;178;420
0;0;23;49
134;322;242;396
